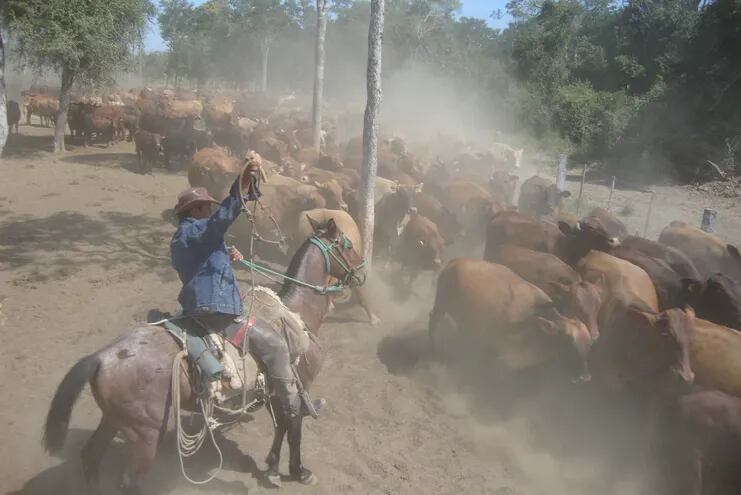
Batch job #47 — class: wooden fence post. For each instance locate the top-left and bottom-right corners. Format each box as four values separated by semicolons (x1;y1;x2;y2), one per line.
607;176;616;211
556;154;567;192
701;208;717;233
643;191;656;237
576;163;587;216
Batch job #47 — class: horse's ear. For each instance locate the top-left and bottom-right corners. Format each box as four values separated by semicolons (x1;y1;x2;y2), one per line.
326;218;338;237
306;214;322;233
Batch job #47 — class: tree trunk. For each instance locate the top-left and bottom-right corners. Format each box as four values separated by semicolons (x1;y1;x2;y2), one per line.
359;0;385;265
0;32;7;156
54;66;75;153
312;0;329;151
260;39;270;93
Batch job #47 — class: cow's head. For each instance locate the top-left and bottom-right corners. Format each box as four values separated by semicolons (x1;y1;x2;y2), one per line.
489;171;519;204
547;277;604;341
683;275;741;330
535;308;592;383
314;180;347;211
558;217;620;265
607;305;695;392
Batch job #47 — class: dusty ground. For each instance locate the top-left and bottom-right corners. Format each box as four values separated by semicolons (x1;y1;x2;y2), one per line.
1;125;740;495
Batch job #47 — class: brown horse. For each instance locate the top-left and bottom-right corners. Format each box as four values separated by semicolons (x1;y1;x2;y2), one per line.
42;218;367;494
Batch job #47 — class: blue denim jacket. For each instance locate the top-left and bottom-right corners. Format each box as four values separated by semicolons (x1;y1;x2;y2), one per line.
171;178;259;316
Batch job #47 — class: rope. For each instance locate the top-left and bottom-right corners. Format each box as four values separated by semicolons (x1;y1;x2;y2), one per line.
171;350;224;485
237;258;345;294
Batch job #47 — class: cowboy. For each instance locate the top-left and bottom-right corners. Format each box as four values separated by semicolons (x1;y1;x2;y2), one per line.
170;152;322;421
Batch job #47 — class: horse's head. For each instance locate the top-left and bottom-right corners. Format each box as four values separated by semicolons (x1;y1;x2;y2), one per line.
306;215;367;289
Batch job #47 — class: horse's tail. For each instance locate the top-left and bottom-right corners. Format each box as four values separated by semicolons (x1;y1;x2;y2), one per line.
43;353;100;453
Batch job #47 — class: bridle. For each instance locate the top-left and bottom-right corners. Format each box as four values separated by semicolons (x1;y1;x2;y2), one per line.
309;232;367;289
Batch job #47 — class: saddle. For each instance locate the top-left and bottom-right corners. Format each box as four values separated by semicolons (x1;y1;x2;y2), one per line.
159;286;310;406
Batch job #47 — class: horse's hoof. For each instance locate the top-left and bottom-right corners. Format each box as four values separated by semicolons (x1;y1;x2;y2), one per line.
291;467;318;486
265;470;282;488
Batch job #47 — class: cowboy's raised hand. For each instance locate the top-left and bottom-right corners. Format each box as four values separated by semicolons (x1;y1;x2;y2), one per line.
228;246;244;262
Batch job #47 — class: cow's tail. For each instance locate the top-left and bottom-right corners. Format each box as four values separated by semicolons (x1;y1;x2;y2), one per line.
43;353;100;453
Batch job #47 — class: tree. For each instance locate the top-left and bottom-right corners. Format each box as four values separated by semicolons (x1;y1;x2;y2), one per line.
0;31;7;156
311;0;329;150
2;0;154;152
359;0;385;264
229;0;302;92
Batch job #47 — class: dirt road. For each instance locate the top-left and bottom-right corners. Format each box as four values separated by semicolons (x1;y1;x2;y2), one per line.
1;126;739;495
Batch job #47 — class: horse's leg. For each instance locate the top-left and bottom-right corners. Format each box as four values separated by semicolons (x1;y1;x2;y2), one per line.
81;416;117;494
354;286;380;325
287;414;317;485
119;427;159;495
265;396;287;487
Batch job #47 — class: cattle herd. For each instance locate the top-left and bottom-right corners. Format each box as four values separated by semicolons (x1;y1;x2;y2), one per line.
9;85;741;494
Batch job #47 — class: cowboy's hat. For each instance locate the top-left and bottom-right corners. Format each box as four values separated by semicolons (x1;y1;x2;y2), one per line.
174;187;219;216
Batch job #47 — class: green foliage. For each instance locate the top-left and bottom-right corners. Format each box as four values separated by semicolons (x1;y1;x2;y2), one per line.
2;0;155;86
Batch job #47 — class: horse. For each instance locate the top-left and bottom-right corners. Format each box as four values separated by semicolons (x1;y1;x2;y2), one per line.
42;217;367;494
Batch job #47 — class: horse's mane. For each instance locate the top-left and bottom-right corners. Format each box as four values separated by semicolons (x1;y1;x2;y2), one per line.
278;236;315;298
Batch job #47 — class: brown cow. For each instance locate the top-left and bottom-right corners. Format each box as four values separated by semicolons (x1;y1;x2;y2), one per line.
412;191;460;242
490;245;603;340
394;212;447;289
684;275;741;331
188;146;242;201
429;258;592;381
373;183;423;261
484;211;619;266
518;175;571;217
577;250;659;311
294;209;380;326
584;207;628;239
133;131;162;174
620;235;702;280
609;245;691;310
589;297;695;391
667;390;741;495
659;221;741;279
691;318;741;397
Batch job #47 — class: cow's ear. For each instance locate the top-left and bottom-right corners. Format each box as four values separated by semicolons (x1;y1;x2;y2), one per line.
306;214;322;233
545;281;570;300
535;317;559;335
313;180;323;189
326;218;338;237
558;221;574;235
681;278;704;295
727;244;740;259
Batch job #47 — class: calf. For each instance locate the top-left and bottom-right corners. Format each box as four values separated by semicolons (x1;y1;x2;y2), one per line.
7;100;21;134
134;131;162;174
429;258;592;382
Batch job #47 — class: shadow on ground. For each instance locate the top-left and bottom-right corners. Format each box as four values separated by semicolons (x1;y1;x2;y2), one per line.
0;210;175;284
7;428;266;495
